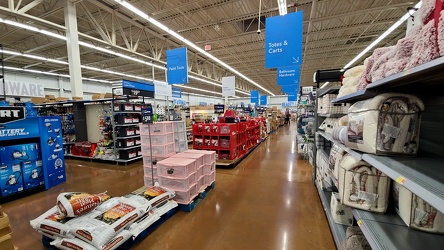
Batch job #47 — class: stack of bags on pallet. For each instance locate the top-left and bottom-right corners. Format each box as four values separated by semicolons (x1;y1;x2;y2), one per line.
0;205;17;250
30;186;177;249
337;0;444;98
156;150;216;205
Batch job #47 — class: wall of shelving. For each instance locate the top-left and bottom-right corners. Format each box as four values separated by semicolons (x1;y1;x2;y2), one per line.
312;56;444;249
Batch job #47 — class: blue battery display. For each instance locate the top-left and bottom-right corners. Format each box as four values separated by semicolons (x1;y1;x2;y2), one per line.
22;160;44;189
0;143;40;165
0;163;24;196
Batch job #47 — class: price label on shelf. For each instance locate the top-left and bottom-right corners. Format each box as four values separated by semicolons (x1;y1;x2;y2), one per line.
396;176;406;185
357;220;362;226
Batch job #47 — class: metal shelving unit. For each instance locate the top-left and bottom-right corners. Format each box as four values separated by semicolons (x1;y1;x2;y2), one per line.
318;113;346;118
362;155;444;213
115;156;143;162
316;56;444;249
115;135;140;139
353;208;444;250
315;181;348;248
114;145;141;151
114;123;139;127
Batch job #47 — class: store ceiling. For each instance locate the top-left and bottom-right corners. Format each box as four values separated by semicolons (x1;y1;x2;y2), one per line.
0;0;416;97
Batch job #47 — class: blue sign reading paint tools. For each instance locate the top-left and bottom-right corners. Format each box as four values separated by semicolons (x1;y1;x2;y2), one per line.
167;47;188;84
265;11;303;69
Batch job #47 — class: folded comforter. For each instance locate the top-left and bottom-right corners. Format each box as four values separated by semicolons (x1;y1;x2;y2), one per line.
346;93;424;155
338;154;390;213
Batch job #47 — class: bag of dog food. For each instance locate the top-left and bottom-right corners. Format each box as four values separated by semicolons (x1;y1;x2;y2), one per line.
71;197;147;248
30;206;77;238
51;229;132;250
57;192;111;217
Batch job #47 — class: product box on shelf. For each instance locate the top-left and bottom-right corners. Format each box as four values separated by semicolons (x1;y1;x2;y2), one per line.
345;93;424;156
0;163;24;196
0;143;40;165
338;154;390;213
194;138;203;148
119;103;134;112
219;123;238;135
119;148;139;160
393;182;444;234
134;104;144;111
116;115;136;125
22;160;44;189
117;126;136;137
117;138;135;148
330;192;353;226
218;150;237;160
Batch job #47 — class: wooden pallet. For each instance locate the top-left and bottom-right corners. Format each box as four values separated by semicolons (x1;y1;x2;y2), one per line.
178;182;215;212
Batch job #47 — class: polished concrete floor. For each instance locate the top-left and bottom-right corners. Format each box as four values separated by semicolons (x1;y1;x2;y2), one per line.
2;124;335;250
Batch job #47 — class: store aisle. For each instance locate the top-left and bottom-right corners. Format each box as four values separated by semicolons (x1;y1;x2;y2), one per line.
2;124;334;250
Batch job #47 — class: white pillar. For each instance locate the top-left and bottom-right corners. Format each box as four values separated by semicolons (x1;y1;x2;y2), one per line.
58;77;64;97
64;0;83;98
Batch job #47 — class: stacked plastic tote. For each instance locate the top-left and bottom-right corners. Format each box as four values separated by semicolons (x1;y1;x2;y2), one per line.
172;121;187;153
156;149;216;204
140;122;176;186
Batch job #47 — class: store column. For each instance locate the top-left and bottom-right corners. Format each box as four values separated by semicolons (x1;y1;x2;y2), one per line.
64;0;83;98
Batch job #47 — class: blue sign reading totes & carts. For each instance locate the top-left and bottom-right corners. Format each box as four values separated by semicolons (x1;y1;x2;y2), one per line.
265;11;303;69
167;47;188;84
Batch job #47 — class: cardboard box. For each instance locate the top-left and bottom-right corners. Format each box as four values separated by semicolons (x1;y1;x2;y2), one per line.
104;92;113;98
55;97;69;102
22;160;44;189
45;95;55;100
92;94;105;100
30;97;46;104
0;164;24;196
0;143;40;165
45;98;55;103
72;97;83;101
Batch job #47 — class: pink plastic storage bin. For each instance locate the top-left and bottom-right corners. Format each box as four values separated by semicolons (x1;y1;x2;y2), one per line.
174;131;187;142
198;176;205;191
139;122;174;135
197;165;204;178
184;149;216;165
173;183;197;204
170;152;204;167
158;172;197;190
203;162;215;175
143;166;157;176
204;171;215;186
157;158;196;178
173;121;186;132
141;143;175;157
144;175;158;187
142;156;167;166
141;133;174;145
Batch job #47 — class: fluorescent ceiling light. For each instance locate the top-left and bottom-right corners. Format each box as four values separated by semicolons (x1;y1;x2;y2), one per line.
277;0;287;16
0;18;251;96
3;66;112;83
113;0;275;96
343;1;422;69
